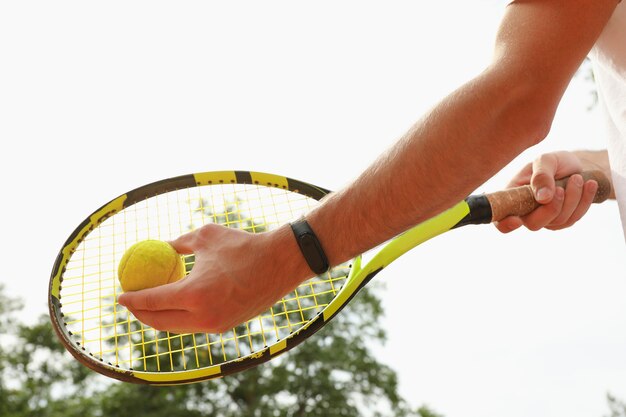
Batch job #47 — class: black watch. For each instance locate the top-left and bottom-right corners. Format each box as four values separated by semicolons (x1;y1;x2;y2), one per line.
289;219;330;275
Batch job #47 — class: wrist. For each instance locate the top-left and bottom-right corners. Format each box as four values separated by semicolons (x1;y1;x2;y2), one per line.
260;224;315;289
575;150;608;171
574;150;615;199
289;219;329;275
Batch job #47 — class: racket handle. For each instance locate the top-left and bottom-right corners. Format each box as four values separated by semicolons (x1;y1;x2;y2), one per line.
485;170;612;223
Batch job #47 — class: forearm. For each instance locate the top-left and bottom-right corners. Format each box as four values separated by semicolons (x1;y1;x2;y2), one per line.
304;0;619;267
306;69;547;267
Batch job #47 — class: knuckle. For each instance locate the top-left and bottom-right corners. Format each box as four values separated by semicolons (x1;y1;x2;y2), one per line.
537;153;557;167
143;293;158;311
196;223;221;241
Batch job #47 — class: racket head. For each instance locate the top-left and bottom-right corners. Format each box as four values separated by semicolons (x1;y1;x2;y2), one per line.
48;170;470;385
48;171;361;384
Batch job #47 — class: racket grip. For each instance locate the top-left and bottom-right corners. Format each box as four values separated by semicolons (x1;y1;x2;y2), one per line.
486;170;612;222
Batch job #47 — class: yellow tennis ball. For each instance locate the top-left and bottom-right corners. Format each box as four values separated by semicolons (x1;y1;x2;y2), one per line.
118;240;185;292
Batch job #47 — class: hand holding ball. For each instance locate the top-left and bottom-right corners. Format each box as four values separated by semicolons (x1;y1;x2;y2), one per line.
118;240;186;292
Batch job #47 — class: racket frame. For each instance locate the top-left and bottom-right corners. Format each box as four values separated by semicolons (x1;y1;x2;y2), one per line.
47;170;504;384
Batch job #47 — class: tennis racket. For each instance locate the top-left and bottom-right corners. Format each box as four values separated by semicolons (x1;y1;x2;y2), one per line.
49;169;611;385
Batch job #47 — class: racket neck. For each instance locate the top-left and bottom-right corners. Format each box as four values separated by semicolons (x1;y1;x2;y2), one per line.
453;195;492;229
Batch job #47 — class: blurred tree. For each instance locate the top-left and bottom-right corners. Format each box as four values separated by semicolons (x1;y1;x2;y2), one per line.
0;285;99;417
417;406;445;417
0;282;428;416
0;197;442;416
606;394;626;417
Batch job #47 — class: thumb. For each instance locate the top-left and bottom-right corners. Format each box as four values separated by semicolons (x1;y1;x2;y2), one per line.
531;156;559;204
530;171;557;204
118;282;183;312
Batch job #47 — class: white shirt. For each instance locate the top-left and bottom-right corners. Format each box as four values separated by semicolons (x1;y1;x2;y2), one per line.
590;1;626;238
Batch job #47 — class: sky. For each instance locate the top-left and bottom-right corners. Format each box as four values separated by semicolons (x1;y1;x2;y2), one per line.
0;1;624;417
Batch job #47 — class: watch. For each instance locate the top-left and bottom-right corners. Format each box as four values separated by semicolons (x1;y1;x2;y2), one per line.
289;219;330;275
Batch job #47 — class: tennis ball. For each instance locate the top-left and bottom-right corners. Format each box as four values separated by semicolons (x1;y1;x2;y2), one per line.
118;240;186;292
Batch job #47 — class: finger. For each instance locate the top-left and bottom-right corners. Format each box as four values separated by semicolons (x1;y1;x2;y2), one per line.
132;309;233;334
118;282;183;312
168;230;198;254
494;216;524;234
131;309;199;334
548;174;584;226
547;180;598;231
520;186;565;231
169;223;226;254
531;154;560;204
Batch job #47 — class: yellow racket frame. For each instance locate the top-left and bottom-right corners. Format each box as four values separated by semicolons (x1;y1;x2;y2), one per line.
49;170;469;384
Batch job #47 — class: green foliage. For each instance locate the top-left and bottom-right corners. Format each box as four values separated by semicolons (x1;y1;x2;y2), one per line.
606;394;626;417
0;284;427;416
0;308;97;417
417;406;445;417
0;201;429;416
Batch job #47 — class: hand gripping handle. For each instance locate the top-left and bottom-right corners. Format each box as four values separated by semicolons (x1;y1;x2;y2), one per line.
485;170;612;222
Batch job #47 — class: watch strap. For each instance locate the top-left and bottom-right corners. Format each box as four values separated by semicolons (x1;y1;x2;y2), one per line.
289;219;329;275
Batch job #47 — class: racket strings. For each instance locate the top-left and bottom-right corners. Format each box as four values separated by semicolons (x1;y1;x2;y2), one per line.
58;182;349;373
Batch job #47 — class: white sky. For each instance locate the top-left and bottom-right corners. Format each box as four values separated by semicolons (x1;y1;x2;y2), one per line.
0;2;624;417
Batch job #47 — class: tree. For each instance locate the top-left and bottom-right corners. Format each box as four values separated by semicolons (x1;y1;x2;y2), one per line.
0;282;427;416
0;285;99;417
417;406;445;417
1;194;440;416
606;394;626;417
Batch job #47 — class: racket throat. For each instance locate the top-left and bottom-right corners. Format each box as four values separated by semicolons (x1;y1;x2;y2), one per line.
453;195;492;228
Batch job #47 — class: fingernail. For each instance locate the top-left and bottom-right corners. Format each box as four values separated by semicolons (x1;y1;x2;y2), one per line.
554;187;565;200
572;175;583;187
536;187;551;201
